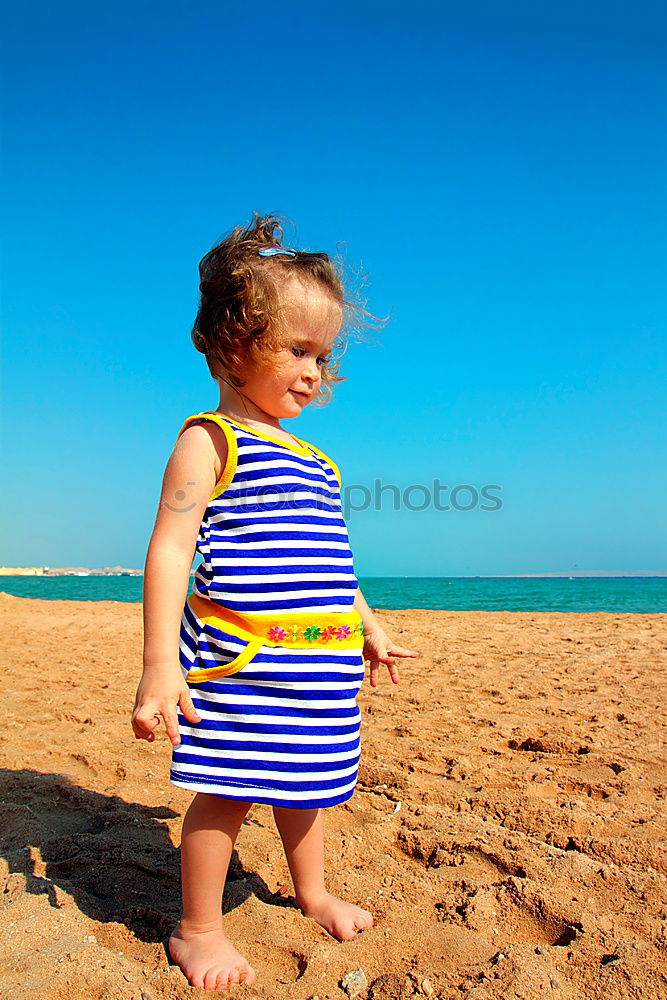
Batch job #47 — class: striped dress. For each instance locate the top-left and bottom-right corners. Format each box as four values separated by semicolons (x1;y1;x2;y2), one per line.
169;410;365;809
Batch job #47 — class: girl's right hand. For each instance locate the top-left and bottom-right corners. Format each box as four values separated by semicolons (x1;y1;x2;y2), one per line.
131;665;202;746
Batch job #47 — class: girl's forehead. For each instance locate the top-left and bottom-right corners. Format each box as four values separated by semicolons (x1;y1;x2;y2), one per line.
279;276;342;334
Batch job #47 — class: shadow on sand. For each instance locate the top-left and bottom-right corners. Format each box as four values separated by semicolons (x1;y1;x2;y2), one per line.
0;768;295;946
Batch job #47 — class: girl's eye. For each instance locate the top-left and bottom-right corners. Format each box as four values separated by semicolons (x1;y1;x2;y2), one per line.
291;346;330;366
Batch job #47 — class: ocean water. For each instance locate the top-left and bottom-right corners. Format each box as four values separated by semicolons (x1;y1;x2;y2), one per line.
1;574;666;613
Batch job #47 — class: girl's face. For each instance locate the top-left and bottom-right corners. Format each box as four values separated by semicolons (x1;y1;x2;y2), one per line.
240;277;342;419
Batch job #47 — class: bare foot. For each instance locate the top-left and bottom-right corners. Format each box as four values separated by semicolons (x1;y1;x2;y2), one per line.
296;892;374;941
169;922;257;991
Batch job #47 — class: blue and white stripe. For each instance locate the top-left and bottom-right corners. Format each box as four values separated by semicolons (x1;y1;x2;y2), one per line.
170;414;364;808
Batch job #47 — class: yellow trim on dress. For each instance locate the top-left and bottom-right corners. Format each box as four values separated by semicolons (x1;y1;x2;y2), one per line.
176;412;239;500
185;636;265;682
185;592;364;683
202;411;312;456
192;410;342;488
291;436;342;489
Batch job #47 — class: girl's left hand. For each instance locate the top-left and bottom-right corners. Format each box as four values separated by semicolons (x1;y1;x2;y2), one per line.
362;625;420;687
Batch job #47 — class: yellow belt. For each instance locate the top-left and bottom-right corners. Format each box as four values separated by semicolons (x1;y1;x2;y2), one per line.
185;592;365;683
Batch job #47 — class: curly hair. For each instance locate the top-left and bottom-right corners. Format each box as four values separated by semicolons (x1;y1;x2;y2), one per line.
191;212;381;407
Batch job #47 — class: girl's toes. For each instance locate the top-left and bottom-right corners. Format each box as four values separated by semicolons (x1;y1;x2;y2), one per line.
205;969;223;991
239;965;255;986
354;910;373;930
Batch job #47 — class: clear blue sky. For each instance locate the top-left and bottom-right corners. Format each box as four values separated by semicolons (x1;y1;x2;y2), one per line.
2;2;666;575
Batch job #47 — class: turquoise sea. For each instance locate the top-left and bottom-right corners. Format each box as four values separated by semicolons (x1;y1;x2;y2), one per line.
1;575;666;613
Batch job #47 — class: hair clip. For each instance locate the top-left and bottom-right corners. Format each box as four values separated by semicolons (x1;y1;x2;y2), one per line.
258;246;298;258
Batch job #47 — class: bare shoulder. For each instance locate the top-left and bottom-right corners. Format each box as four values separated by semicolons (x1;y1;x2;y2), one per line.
175;420;229;483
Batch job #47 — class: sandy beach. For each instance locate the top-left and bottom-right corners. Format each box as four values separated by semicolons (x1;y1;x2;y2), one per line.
1;592;665;1000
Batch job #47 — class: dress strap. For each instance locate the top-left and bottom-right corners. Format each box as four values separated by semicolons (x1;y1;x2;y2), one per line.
293;437;342;489
176;412;239;500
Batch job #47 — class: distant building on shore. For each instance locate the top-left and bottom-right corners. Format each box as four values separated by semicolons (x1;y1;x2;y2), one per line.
0;566;50;576
0;566;142;576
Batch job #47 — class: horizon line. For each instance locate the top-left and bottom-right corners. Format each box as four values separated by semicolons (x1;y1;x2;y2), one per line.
1;567;665;579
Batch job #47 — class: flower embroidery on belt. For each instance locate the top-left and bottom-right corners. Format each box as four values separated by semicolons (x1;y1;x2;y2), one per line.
264;621;364;642
267;626;288;641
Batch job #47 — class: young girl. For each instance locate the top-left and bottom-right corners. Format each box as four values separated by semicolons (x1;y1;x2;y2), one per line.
130;214;419;992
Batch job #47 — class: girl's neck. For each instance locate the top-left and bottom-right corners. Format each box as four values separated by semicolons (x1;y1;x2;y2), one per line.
214;391;288;435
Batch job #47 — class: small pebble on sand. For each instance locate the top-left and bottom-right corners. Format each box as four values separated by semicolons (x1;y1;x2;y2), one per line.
341;968;368;998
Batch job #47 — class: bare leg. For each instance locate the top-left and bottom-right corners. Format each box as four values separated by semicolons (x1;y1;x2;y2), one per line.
169;793;258;991
272;805;374;941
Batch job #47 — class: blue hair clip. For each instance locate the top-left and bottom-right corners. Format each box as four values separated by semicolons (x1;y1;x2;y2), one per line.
258;246;298;258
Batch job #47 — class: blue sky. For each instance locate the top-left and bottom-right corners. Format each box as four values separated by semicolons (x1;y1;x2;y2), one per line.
2;2;666;575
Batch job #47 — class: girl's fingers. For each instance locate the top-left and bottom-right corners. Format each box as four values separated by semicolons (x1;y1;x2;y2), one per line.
162;708;182;746
132;696;198;745
388;645;419;658
370;659;398;685
132;709;160;738
364;631;416;685
179;691;202;726
365;649;405;685
378;653;401;684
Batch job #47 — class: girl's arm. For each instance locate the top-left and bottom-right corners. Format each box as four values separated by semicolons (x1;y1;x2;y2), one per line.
354;585;380;636
131;422;228;746
354;584;420;688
